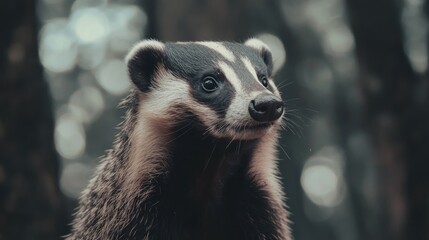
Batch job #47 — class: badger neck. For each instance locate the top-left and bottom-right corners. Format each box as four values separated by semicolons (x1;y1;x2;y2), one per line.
168;119;259;200
113;96;282;239
161;119;260;237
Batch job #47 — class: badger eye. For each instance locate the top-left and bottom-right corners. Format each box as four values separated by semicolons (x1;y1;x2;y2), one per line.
261;76;269;88
202;76;218;92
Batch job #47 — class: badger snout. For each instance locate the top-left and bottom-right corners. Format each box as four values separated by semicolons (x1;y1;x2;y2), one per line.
248;93;284;122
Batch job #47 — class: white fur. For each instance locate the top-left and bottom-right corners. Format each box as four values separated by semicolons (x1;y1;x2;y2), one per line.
218;60;243;93
271;78;281;96
124;112;170;194
241;56;264;87
142;69;191;118
146;69;220;123
249;130;291;239
224;91;257;124
240;56;280;97
245;37;286;77
134;69;222;138
249;130;281;200
218;60;281;140
197;42;236;62
124;69;190;196
223;90;276;140
225;96;248;121
125;39;165;63
244;38;271;53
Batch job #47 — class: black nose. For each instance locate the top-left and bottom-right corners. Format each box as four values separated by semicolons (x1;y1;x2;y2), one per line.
249;94;284;122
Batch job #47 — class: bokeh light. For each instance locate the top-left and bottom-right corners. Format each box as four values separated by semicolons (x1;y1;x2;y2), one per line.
54;114;86;160
302;164;341;207
107;5;147;53
321;23;355;58
301;146;346;208
257;33;286;73
76;42;107;70
402;0;428;73
300;59;334;96
60;162;93;198
69;8;110;44
69;86;105;124
95;59;131;96
39;19;77;73
37;0;146;198
30;0;429;239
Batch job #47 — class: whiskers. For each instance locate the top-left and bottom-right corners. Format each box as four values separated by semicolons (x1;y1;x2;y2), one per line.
203;142;218;171
280;105;314;138
277;143;291;160
276;80;295;91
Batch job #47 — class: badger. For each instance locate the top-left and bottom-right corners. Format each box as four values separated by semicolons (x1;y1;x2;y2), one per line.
66;39;291;240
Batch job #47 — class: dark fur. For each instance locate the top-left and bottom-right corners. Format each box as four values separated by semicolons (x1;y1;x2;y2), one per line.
66;41;290;240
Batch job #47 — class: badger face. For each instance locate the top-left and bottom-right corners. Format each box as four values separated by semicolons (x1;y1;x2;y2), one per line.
126;39;284;140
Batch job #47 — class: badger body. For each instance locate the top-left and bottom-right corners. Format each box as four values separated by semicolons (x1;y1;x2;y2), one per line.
67;39;291;240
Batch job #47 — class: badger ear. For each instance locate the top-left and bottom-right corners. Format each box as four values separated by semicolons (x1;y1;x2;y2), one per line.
245;38;275;76
126;40;165;92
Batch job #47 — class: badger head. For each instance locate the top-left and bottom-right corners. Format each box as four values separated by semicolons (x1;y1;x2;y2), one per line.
126;39;284;140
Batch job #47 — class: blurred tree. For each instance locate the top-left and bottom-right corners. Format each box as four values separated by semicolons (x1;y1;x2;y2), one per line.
0;0;70;239
345;0;429;240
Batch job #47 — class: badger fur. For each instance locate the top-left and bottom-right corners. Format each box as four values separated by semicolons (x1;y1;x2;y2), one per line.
66;39;291;240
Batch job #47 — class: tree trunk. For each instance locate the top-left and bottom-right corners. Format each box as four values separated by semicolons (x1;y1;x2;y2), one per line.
0;0;68;239
345;0;429;239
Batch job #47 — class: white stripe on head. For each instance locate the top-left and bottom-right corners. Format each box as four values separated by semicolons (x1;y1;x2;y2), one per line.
241;56;265;88
242;56;282;99
218;61;243;93
196;42;236;62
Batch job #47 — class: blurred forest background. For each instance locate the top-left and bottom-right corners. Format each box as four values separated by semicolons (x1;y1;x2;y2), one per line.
0;0;428;239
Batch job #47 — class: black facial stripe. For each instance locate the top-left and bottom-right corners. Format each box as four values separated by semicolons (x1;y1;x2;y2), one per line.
164;43;232;79
162;42;276;118
164;43;238;118
164;42;269;80
223;42;270;76
191;76;235;119
228;58;267;93
222;43;274;93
